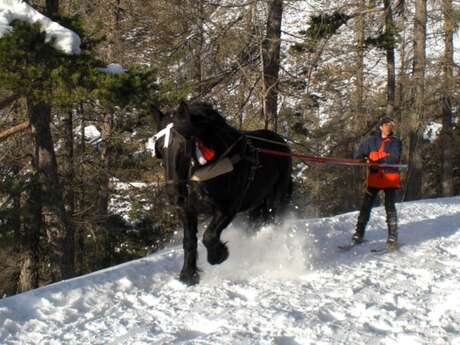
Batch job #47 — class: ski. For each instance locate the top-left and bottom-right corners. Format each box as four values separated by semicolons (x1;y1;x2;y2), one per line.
370;243;404;254
337;240;367;251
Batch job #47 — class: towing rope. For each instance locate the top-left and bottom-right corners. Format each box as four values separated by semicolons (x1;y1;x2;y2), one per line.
243;134;407;170
257;148;408;170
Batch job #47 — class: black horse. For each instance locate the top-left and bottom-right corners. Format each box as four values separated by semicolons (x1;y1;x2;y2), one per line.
151;101;292;285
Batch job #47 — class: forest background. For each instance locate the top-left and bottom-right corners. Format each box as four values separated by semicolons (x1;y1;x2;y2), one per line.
0;0;459;298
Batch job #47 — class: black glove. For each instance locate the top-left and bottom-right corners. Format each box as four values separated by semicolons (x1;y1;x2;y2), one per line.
364;157;379;173
369;165;379;173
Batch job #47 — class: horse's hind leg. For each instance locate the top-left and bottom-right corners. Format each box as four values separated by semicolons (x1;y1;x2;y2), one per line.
203;209;234;265
248;199;274;230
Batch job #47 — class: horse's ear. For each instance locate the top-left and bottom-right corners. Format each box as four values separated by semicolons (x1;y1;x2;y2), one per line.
151;105;165;124
151;105;164;128
175;100;191;121
173;100;196;138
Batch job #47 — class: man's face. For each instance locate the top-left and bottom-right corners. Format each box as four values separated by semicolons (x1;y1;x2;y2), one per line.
380;121;395;137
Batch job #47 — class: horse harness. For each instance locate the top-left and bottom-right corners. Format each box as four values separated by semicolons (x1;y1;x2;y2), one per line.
190;133;261;214
150;122;261;212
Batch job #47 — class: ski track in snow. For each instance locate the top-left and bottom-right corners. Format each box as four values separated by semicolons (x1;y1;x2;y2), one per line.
1;197;460;345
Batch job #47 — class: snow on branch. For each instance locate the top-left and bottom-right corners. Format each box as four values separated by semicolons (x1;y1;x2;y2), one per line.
0;0;81;55
96;63;126;74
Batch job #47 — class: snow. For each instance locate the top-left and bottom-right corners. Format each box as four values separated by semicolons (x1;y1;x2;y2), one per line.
0;0;81;55
81;125;101;143
96;63;126;74
423;121;442;142
109;180;158;225
1;196;460;344
74;125;101;145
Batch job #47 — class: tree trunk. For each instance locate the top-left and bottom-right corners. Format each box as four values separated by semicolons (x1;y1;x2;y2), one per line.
354;0;365;130
18;174;41;292
262;0;283;132
76;113;86;274
441;0;454;196
97;1;123;266
350;0;366;210
384;0;396;116
405;0;426;201
395;1;408;126
354;0;366;123
63;110;76;272
192;0;204;98
46;0;59;17
27;100;75;280
11;166;22;245
98;111;113;267
107;0;123;62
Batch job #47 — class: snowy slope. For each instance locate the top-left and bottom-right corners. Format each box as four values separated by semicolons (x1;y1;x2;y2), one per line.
1;197;460;345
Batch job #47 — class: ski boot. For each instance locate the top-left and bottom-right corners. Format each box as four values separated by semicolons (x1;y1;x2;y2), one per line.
351;222;365;245
386;222;398;251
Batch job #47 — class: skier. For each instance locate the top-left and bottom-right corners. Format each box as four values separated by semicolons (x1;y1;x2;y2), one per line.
351;117;402;250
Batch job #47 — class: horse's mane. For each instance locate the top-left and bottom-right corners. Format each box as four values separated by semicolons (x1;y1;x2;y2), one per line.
188;102;240;138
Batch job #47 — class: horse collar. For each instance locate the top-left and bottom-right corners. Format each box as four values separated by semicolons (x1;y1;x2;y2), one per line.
149;122;174;157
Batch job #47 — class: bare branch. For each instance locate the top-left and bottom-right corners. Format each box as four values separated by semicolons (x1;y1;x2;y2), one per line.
0;121;30;142
0;94;20;110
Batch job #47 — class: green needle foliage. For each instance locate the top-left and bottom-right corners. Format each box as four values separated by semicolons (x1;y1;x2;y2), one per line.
0;19;162;110
365;24;400;50
0;20;91;105
306;11;353;40
289;11;352;55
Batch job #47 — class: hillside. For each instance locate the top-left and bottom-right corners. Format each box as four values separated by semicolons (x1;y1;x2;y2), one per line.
1;197;460;345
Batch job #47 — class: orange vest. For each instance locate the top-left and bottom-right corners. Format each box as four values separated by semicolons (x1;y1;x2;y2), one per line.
367;137;401;189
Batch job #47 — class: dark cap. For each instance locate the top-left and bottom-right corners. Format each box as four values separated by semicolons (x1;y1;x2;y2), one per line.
379;117;395;126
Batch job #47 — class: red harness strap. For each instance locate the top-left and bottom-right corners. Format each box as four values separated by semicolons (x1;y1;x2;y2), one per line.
196;138;215;164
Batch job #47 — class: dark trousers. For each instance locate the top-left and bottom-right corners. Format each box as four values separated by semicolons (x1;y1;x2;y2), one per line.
355;187;398;238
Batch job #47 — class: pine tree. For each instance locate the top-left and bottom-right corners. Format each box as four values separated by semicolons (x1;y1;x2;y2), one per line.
0;14;161;288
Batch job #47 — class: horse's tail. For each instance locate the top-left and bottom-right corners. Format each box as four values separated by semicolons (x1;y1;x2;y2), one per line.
286;175;293;205
270;152;293;220
279;171;293;218
283;145;294;208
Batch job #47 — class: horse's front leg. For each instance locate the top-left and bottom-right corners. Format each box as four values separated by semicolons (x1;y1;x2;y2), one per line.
203;209;234;265
178;207;199;285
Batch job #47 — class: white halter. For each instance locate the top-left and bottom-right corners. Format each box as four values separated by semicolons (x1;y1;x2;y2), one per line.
148;123;174;157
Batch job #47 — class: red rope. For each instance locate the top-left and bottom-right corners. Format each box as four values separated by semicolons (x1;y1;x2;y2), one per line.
257;148;407;169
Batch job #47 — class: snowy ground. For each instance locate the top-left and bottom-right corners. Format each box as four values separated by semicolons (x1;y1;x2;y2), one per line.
1;197;460;345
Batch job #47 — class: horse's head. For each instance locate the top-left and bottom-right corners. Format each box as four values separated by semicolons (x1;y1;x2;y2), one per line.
150;101;198;207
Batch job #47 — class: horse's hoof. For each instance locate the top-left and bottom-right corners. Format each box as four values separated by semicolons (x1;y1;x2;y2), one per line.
207;243;229;265
179;271;200;286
